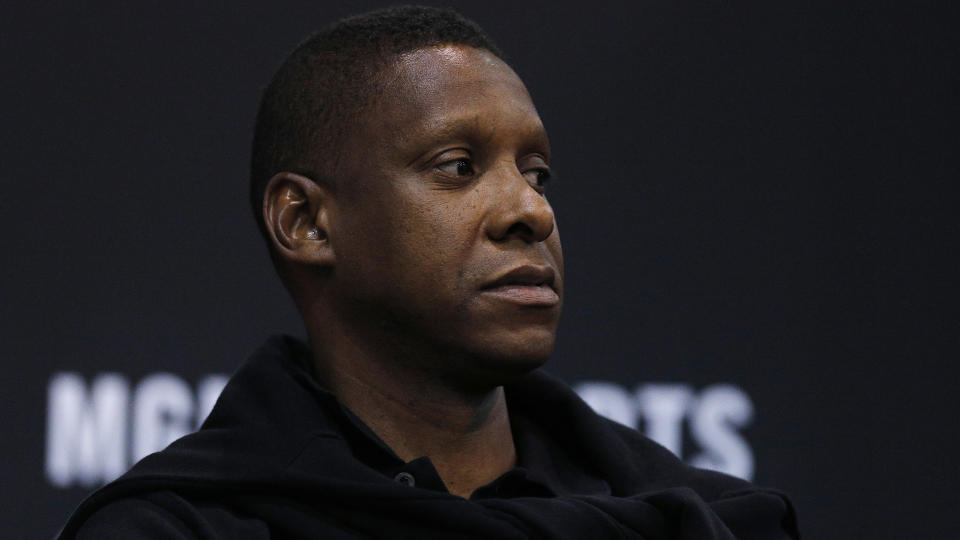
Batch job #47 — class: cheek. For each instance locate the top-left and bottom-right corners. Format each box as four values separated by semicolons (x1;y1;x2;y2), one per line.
399;204;480;274
374;196;481;279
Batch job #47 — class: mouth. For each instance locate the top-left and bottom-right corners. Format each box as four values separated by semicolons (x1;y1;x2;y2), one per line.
481;265;560;306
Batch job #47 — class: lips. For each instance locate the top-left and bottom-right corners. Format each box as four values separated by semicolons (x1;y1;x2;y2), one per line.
483;265;556;290
481;265;559;306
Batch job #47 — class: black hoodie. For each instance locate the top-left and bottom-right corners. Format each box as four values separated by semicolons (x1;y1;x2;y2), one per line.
59;335;799;539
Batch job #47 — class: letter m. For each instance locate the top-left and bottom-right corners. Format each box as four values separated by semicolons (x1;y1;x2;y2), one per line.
45;372;128;488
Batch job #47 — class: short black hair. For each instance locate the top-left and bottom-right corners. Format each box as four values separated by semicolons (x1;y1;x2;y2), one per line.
249;5;503;239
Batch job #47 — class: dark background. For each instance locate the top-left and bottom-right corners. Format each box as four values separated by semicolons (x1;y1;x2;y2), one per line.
3;1;958;538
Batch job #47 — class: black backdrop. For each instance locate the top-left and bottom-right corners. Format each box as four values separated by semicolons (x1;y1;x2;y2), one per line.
3;2;958;538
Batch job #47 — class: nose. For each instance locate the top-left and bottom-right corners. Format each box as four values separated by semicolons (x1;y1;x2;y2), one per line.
485;167;556;244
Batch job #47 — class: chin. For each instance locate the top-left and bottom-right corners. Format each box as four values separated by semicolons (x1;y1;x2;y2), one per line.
455;330;556;388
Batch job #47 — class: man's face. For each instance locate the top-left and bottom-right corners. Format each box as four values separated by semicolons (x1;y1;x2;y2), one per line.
329;45;563;384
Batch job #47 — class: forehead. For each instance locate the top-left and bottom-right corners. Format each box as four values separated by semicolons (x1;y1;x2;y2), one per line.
390;45;527;103
364;45;546;151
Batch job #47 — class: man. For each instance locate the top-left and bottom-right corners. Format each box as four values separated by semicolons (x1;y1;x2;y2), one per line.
60;6;799;538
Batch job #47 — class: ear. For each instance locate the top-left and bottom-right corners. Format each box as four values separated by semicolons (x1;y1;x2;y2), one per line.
262;172;335;267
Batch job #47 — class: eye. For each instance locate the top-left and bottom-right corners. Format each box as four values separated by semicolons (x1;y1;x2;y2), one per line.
524;167;552;193
436;157;475;177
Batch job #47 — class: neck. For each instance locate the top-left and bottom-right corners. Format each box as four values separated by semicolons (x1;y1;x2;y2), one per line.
304;309;517;499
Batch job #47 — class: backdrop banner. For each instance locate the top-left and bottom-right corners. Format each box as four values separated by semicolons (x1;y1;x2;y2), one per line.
3;2;957;539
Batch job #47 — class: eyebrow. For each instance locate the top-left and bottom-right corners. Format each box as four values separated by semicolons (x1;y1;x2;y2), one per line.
408;115;551;158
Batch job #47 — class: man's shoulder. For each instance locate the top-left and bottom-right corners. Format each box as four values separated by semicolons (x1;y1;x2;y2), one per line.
60;336;330;539
72;492;201;540
509;370;759;500
509;371;799;537
72;491;270;540
600;416;758;499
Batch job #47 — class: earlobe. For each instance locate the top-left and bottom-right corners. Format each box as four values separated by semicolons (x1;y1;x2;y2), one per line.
262;172;336;266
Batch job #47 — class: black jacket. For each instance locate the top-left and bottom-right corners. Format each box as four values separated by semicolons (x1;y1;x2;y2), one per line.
60;336;799;539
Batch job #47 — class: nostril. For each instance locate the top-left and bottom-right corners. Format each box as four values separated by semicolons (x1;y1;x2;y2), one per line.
502;222;535;241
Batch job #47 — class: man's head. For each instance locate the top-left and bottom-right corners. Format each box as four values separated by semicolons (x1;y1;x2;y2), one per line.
250;6;502;225
252;6;563;387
